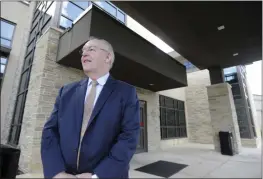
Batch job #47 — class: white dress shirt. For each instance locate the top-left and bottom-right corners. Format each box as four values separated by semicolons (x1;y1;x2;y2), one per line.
84;72;109;179
85;73;110;106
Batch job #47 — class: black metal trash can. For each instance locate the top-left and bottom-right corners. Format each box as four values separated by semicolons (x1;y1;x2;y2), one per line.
219;131;234;156
0;144;21;179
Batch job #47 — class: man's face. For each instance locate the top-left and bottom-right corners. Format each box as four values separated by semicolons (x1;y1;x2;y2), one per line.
81;39;110;74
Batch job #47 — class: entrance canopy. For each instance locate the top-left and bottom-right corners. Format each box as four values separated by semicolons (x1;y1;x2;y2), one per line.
112;1;262;69
56;5;187;91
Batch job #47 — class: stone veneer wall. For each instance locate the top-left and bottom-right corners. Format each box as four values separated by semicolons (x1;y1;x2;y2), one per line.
185;70;213;144
18;27;85;173
160;138;188;150
1;2;36;144
245;77;261;144
253;94;262;133
136;87;161;151
207;83;242;154
241;138;261;148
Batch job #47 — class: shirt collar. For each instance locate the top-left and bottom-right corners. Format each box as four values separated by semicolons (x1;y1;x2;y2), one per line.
88;73;110;86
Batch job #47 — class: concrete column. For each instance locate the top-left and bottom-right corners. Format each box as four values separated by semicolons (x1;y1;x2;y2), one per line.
207;83;242;154
208;66;224;85
18;27;85;173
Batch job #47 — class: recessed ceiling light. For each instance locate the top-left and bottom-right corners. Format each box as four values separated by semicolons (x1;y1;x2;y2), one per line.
149;84;154;86
217;25;225;31
233;53;239;56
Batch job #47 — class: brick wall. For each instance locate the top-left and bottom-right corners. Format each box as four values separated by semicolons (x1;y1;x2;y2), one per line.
185;70;213;144
158;87;185;102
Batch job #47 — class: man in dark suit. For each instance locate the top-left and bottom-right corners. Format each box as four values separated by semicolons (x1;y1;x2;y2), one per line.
41;37;140;178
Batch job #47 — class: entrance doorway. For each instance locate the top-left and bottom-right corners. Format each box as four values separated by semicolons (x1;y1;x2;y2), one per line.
136;100;148;153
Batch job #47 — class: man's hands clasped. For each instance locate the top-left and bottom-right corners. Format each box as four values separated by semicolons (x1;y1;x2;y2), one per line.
53;172;93;178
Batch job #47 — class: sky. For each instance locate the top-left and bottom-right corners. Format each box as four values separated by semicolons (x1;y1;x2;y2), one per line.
246;60;262;95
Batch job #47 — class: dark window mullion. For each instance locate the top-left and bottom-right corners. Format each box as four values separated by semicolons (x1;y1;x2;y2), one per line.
10;124;22;127
69;1;85;10
21;64;32;75
41;16;52;32
27;37;35;48
8;91;25;144
15;91;28;145
61;14;74;22
38;1;47;37
17;90;27;98
32;10;41;25
0;36;12;41
174;109;178;137
165;109;168;138
35;2;42;14
30;19;40;34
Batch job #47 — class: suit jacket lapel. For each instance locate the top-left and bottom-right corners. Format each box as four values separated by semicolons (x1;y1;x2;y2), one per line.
75;78;89;132
87;75;117;128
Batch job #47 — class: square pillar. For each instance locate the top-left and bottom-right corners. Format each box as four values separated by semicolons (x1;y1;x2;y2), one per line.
207;83;242;154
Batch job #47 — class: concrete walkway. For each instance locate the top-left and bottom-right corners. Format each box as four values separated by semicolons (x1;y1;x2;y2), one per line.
17;143;261;178
130;143;261;178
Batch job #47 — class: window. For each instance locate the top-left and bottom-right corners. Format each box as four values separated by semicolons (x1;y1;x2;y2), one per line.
8;1;55;146
1;19;15;48
0;57;7;90
231;83;241;96
94;1;126;23
62;2;84;20
73;1;90;9
224;73;238;84
184;61;195;70
1;57;7;74
0;56;7;79
159;95;187;139
95;1;117;17
223;66;237;75
21;1;30;5
117;10;125;22
60;1;90;29
59;1;126;29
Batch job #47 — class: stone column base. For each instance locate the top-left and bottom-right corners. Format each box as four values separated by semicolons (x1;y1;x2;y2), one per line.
241;138;261;148
207;83;242;155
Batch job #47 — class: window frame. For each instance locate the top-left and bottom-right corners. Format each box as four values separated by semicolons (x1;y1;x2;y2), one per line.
0;55;9;90
159;95;187;140
8;1;55;146
0;18;16;49
59;1;88;29
117;9;126;23
20;1;30;6
58;1;127;30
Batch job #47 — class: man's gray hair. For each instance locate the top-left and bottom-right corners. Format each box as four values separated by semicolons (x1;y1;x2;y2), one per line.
88;36;115;69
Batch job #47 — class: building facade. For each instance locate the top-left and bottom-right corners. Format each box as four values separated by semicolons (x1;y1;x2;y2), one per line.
253;94;262;134
1;1;261;174
224;66;259;141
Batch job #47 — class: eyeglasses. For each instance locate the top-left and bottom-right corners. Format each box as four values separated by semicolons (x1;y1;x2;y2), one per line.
79;46;108;56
